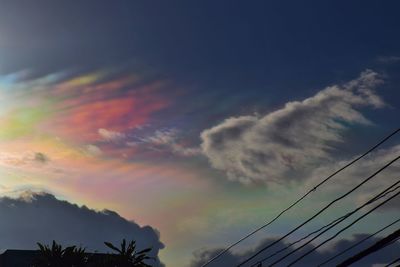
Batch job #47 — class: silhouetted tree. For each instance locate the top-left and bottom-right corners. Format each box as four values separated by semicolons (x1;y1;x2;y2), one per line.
104;239;153;267
32;241;88;267
31;239;154;267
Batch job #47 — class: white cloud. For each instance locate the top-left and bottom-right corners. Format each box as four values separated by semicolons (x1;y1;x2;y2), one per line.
98;128;126;142
200;70;385;184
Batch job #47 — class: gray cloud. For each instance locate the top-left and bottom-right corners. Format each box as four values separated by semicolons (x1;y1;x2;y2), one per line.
200;70;385;184
0;191;164;267
189;235;400;267
307;144;400;211
33;152;49;163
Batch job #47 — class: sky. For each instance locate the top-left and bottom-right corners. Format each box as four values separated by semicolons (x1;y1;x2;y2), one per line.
0;1;400;266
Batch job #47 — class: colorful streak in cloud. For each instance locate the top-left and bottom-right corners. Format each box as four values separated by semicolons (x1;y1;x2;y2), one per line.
0;71;173;144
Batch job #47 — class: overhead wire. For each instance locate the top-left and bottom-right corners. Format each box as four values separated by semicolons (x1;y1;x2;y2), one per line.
253;178;400;266
237;153;400;267
337;228;400;267
317;217;400;266
384;253;400;267
200;128;400;267
286;189;400;266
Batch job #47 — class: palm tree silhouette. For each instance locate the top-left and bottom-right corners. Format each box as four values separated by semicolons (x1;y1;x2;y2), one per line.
32;240;88;267
31;239;154;266
104;239;153;267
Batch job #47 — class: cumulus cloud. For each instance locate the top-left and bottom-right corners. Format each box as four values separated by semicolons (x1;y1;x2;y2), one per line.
0;191;164;267
189;235;400;267
98;128;126;142
200;70;385;184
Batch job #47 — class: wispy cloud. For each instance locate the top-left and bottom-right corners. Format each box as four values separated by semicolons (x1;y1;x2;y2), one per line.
0;70;172;144
86;144;103;156
127;128;201;157
201;70;386;184
98;128;126;142
0;151;51;168
376;55;400;64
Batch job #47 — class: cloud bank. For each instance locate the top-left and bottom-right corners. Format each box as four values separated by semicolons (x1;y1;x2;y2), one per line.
201;70;385;184
189;234;400;267
0;192;164;267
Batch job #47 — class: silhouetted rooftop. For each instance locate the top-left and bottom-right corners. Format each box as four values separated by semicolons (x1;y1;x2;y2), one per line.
0;249;109;267
0;250;38;267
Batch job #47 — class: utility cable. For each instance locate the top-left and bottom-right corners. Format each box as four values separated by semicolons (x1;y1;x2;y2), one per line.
201;128;400;267
237;154;400;267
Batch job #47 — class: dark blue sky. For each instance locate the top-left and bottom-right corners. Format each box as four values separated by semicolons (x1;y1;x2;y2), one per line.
1;1;400;116
1;1;400;85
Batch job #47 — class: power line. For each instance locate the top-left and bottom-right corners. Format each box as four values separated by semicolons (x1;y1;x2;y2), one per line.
255;178;400;266
237;153;400;267
249;216;345;267
318;217;400;266
265;177;400;266
286;189;400;266
200;128;400;267
337;228;400;267
384;255;400;267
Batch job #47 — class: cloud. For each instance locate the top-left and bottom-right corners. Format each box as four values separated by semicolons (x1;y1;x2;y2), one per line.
86;144;102;156
33;152;49;163
53;92;169;143
128;128;201;157
0;71;172;144
98;128;126;142
0;151;50;167
142;129;179;146
170;143;202;157
200;70;385;184
0;191;165;267
376;55;400;64
189;235;400;267
306;144;400;211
